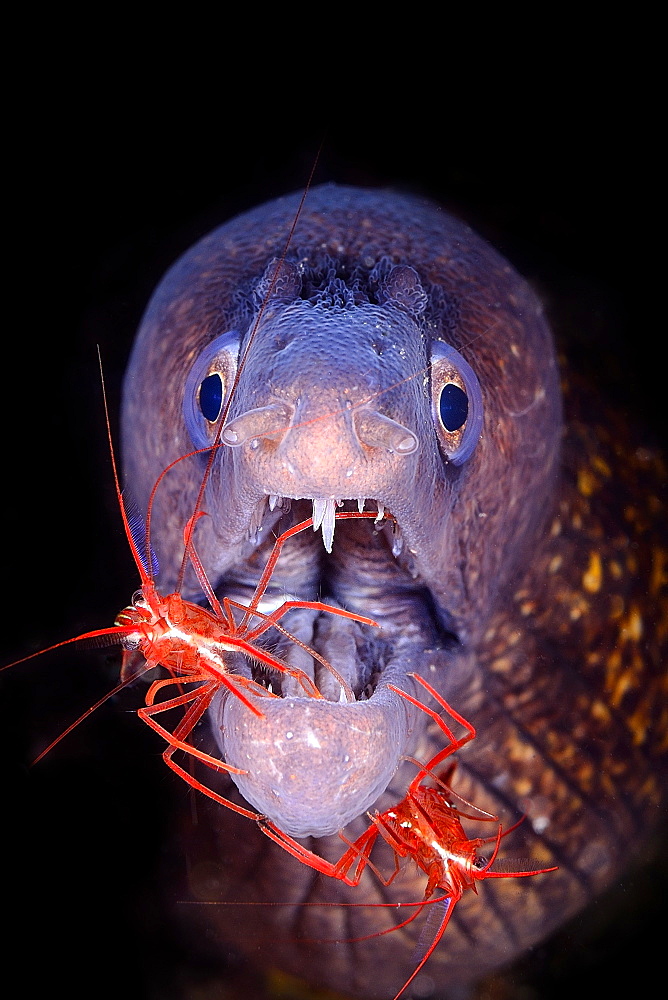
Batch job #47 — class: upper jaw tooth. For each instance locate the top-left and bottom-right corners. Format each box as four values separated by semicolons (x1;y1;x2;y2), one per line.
312;498;337;553
258;495;396;556
391;524;404;556
310;498;391;553
248;495;269;543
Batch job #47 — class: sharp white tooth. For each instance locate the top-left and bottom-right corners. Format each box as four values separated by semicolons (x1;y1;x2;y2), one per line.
357;498;365;513
269;494;280;511
392;527;404;557
312;499;337;552
312;498;327;530
322;499;336;553
248;496;268;543
375;502;385;523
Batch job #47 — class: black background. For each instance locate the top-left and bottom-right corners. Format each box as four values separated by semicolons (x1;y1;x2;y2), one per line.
3;62;663;1000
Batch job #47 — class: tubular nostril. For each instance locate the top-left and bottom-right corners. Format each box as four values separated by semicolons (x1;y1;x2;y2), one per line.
353;408;419;455
222;402;294;446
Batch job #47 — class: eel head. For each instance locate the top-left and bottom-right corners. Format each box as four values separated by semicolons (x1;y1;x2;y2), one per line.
122;186;562;838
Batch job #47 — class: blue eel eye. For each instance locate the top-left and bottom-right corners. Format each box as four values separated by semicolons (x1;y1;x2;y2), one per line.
199;373;224;423
183;331;240;449
430;342;483;465
439;382;468;432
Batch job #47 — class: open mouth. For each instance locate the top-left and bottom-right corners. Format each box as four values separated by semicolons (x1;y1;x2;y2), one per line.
210;491;457;839
228;494;429;698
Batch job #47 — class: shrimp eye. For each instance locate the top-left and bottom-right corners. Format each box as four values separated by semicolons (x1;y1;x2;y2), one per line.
183;331;240;449
430;341;483;465
473;855;489;870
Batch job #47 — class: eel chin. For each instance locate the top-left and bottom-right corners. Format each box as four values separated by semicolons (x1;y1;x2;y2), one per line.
210;496;467;838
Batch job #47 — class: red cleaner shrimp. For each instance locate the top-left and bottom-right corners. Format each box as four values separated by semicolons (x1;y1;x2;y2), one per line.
330;674;559;1000
182;673;557;1000
3;153;376;799
1;357;379;824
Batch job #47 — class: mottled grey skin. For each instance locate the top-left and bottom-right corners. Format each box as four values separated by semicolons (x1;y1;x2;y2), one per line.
122;186;667;997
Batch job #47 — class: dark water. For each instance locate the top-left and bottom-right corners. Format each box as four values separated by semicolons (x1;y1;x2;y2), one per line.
4;111;663;999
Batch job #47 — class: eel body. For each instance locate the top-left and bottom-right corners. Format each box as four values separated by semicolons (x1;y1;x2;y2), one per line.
122;185;668;997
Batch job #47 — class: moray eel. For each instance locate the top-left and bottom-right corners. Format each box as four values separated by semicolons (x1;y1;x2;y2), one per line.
122;185;668;998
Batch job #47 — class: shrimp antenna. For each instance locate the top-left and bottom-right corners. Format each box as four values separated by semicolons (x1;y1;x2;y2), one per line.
1;352;182;759
31;663;154;766
97;345;148;585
